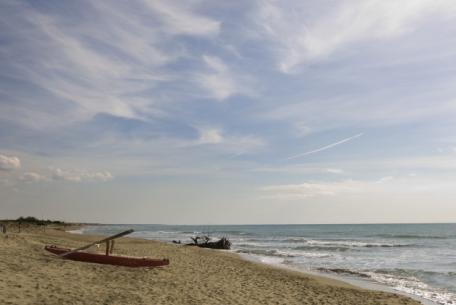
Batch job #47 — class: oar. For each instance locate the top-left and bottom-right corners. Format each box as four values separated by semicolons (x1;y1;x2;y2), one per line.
60;229;134;257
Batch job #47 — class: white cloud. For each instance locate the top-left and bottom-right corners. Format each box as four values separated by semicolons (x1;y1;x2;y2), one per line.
0;154;113;184
0;154;21;171
2;4;162;125
52;168;113;182
294;123;312;137
256;0;456;73
0;1;222;128
194;127;265;154
254;164;342;175
196;55;253;100
256;154;456;178
197;128;224;144
20;172;47;182
326;168;344;174
376;176;394;183
260;175;456;201
203;55;228;73
260;180;362;200
144;0;220;37
222;135;265;155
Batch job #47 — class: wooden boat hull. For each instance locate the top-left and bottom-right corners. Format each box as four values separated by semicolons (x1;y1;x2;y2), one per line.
45;245;169;267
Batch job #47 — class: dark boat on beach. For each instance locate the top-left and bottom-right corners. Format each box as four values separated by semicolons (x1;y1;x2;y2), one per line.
45;245;170;267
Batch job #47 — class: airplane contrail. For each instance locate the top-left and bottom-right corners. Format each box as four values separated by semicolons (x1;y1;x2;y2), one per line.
286;133;364;161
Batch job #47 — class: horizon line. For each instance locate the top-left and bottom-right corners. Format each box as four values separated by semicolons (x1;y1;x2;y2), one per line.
77;221;456;226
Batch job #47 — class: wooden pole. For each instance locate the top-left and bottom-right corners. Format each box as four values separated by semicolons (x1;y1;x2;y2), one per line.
59;229;134;257
110;240;115;254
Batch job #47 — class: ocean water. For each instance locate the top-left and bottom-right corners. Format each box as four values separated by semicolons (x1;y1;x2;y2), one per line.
78;223;456;305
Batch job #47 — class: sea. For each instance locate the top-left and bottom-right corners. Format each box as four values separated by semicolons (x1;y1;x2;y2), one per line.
74;223;456;305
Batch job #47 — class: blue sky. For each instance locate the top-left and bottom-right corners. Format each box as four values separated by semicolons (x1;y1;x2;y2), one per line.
1;0;456;224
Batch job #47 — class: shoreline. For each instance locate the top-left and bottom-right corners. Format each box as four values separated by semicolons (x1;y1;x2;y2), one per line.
1;226;424;305
236;250;437;305
316;272;436;305
70;227;428;305
250;256;436;305
73;225;439;305
70;225;439;305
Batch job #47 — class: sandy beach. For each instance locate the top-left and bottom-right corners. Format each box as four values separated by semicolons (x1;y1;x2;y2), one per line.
0;226;422;305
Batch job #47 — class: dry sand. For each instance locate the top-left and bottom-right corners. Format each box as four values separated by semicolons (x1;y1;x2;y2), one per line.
0;226;422;305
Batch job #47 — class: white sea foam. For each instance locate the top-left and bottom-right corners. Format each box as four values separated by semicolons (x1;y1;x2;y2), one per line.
258;256;285;265
238;252;285;265
304;239;408;248
67;228;84;234
365;271;456;305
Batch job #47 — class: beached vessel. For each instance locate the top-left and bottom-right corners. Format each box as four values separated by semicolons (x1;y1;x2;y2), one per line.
45;229;169;267
45;245;170;267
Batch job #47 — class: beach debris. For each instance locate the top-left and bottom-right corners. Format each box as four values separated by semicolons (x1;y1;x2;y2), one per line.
186;235;231;250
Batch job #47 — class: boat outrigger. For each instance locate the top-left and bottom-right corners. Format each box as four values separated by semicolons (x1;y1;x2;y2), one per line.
45;229;169;268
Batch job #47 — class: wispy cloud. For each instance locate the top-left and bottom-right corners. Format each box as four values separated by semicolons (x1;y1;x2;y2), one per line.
20;172;47;182
260;175;456;201
326;168;344;174
286;133;363;160
260;180;362;200
192;127;265;155
196;55;253;100
144;1;220;37
0;1;223;128
256;0;456;73
256;154;456;177
2;1;456;223
197;55;238;100
52;168;113;182
0;154;21;171
197;127;224;144
294;122;312;137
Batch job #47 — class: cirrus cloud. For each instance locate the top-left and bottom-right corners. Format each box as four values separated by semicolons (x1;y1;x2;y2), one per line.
256;0;456;73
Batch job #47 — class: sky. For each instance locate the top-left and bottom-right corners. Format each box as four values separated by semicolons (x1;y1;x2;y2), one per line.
1;0;456;224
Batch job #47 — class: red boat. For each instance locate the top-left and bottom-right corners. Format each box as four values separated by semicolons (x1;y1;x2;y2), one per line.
45;245;170;268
